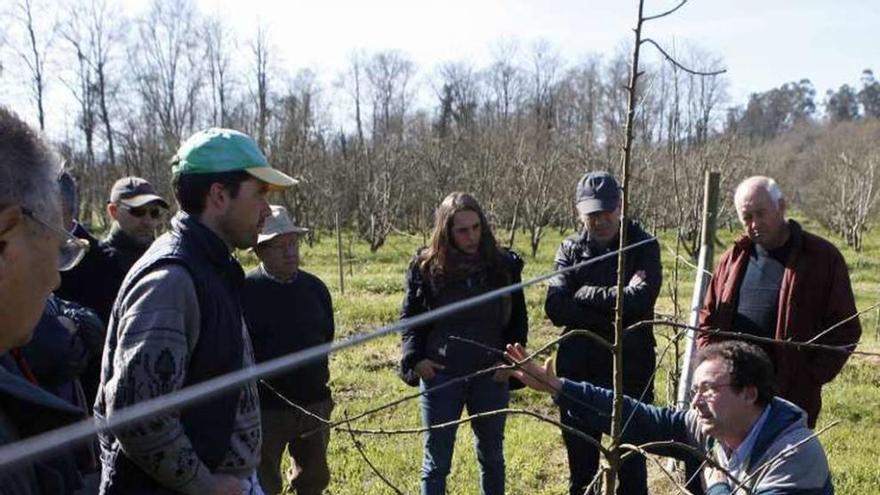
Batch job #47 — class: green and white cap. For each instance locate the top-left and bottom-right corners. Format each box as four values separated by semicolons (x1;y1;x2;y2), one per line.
172;128;298;190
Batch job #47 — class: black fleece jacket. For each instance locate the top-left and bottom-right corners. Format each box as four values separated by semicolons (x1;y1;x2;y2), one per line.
545;220;661;396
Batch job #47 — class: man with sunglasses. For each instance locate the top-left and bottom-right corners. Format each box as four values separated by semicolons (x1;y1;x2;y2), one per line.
0;106;91;493
102;176;170;275
506;340;833;494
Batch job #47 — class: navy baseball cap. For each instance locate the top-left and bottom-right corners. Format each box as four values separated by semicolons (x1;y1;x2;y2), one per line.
109;177;169;209
575;171;620;215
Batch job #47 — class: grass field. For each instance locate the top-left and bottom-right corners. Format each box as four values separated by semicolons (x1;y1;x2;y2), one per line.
241;216;880;494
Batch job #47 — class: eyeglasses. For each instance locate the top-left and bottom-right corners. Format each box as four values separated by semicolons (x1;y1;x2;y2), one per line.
21;207;90;271
690;381;735;400
119;203;164;219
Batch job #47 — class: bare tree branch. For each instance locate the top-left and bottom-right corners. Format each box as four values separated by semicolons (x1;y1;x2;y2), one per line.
259;379;330;426
738;421;839;491
643;0;688;21
619;443;693;494
629;319;876;356
665;244;714;277
640;38;726;76
803;302;880;345
343;408;608;455
341;411;406;495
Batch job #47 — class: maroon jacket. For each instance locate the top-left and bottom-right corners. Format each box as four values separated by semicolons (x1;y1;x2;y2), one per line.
697;220;861;427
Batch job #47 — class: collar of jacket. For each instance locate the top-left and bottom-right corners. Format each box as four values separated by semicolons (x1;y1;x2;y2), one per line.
576;219;642;254
171;211;244;284
732;220;804;266
745;397;806;471
104;223;148;255
0;363;82;418
72;221;100;247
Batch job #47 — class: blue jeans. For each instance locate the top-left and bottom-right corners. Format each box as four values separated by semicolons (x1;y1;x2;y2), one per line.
420;372;509;495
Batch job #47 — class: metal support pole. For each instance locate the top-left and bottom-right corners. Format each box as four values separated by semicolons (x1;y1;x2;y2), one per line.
675;171;720;408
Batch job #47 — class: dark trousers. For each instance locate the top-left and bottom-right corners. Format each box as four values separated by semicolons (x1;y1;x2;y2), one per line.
259;399;334;495
559;410;648;495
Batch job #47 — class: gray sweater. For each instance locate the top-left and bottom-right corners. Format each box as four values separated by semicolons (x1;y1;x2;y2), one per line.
97;265;261;494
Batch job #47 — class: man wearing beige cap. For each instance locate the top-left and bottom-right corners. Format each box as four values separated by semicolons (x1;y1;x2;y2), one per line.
242;205;335;495
96;129;297;494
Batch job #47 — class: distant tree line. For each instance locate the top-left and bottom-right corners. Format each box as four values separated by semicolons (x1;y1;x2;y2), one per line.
3;0;879;253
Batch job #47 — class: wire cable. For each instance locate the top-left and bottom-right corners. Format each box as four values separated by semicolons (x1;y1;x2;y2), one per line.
0;237;658;469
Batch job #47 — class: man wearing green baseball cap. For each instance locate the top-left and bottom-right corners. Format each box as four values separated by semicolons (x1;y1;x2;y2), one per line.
171;128;298;190
96;128;296;494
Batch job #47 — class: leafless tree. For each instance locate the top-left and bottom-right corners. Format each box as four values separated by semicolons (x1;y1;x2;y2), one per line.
800;120;880;250
365;50;415;142
483;40;524;128
336;51;368;151
10;0;56;131
250;24;271;149
520;144;568;257
433;61;480;138
204;15;235;128
129;0;204;149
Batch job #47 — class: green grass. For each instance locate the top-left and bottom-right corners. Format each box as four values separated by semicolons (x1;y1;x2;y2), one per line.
249;218;880;494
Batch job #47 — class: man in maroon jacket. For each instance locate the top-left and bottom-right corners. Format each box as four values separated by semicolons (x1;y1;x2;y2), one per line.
697;175;861;428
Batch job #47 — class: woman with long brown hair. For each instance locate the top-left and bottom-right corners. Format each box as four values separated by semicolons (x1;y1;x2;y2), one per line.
399;192;528;495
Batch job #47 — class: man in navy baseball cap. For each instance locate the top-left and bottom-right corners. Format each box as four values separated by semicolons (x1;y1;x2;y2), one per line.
546;169;661;495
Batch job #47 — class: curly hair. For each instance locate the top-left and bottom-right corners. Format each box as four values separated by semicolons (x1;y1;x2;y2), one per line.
696;340;776;406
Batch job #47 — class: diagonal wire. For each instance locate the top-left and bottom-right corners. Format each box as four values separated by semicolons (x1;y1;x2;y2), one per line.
803;302;880;345
0;237;658;469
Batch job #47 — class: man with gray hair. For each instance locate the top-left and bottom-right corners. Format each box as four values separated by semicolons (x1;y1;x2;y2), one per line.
0;106;90;493
698;175;861;428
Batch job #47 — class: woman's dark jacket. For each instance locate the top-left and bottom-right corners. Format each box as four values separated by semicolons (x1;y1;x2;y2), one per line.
399;248;528;386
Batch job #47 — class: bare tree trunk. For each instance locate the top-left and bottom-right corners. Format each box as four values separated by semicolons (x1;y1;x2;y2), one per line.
15;0;53;131
96;61;116;166
253;25;270;149
607;1;646;491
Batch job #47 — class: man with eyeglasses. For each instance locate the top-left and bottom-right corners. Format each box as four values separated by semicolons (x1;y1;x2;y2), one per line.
506;340;833;494
242;205;335;495
102;176;170;275
0;106;90;494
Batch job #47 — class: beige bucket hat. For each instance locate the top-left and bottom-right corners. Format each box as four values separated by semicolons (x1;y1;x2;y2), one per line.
257;205;308;245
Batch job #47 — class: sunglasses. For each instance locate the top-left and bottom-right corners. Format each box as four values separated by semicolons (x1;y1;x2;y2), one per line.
119;203;164;219
21;207;90;271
